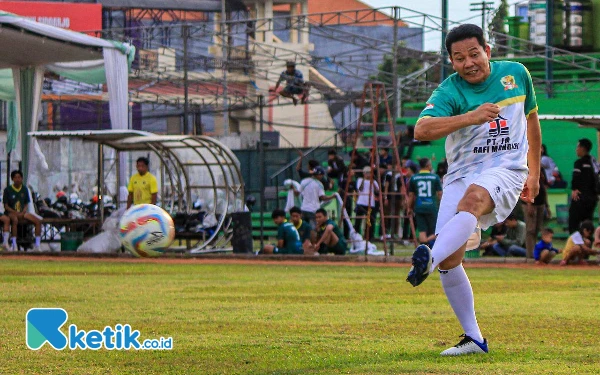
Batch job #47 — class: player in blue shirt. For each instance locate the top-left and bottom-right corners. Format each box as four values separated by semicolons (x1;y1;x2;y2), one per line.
270;61;308;106
534;228;560;264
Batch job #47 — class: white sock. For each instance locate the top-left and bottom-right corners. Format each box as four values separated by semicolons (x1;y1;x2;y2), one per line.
430;211;478;271
440;264;483;343
3;232;8;245
35;236;41;247
11;237;16;247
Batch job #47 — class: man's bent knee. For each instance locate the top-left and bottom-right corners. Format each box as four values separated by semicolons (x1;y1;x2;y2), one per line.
456;185;495;218
438;243;467;270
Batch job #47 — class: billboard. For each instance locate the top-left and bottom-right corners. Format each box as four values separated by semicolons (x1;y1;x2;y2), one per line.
0;1;102;32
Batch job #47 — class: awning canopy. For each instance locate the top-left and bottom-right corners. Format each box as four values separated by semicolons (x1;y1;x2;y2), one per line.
539;115;600;129
0;11;131;183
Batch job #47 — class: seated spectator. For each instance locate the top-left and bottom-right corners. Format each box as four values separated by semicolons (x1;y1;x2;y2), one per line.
262;209;302;255
378;148;392;166
493;214;527;257
314;208;347;255
4;170;41;252
480;221;507;256
482;214;526;257
289;206;316;255
560;220;598;265
534;228;561;265
327;149;347;180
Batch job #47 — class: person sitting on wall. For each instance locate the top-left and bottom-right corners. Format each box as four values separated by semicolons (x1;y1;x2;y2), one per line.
4;170;42;252
269;61;309;106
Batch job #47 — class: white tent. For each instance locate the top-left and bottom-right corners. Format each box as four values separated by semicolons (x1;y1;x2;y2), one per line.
0;11;133;181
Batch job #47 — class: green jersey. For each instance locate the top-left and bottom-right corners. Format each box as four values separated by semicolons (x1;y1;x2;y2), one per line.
409;171;442;214
419;61;537;186
276;220;302;254
3;185;30;213
317;219;347;251
294;219;312;242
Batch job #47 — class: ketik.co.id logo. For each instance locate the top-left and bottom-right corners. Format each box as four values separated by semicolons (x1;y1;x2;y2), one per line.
26;308;173;350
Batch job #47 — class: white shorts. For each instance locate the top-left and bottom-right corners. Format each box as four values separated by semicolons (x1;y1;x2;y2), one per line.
436;167;527;232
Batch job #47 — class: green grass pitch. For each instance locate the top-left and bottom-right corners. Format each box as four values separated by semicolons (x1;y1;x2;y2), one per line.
1;257;599;374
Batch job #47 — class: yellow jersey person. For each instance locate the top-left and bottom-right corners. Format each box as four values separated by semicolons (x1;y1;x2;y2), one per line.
127;157;158;208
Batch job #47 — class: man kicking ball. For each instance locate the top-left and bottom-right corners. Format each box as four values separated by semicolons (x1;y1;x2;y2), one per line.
406;24;541;356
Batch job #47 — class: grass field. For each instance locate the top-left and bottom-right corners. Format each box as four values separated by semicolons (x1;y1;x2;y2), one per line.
2;257;600;374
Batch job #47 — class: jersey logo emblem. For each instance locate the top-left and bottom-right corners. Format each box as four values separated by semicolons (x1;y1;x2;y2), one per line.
488;115;509;137
424;103;434;110
500;75;518;90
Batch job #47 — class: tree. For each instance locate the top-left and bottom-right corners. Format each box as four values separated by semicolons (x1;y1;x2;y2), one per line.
489;0;509;56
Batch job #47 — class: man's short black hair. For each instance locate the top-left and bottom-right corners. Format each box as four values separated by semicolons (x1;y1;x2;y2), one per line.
328;149;337;156
308;160;319;169
136;156;150;166
315;208;327;216
289;206;302;215
419;158;430;169
10;170;23;180
271;209;286;219
445;24;487;55
580;220;594;234
578;138;593;152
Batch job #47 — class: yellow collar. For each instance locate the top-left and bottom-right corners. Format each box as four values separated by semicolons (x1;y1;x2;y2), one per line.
11;184;22;192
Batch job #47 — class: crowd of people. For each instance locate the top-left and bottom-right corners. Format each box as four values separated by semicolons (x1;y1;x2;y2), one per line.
262;134;600;267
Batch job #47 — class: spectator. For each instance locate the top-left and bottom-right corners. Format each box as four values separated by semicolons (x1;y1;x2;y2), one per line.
289;206;315;255
4;170;41;252
127;156;158;208
293;166;334;228
525;167;550;259
491;214;527;257
401;163;418;242
296;156;332;190
353;166;379;241
348;151;369;176
407;158;443;247
379;148;392;166
314;208;347;255
326;149;347;183
436;158;448;180
480;221;507;256
568;138;599;234
262;209;302;254
541;144;561;188
534;228;560;265
560;220;598;265
270;61;308;106
380;163;396;239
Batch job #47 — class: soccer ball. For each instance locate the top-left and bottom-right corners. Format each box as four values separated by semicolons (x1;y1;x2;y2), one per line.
119;204;175;257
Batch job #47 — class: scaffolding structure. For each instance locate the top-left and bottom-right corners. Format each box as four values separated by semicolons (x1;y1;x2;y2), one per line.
34;5;600;136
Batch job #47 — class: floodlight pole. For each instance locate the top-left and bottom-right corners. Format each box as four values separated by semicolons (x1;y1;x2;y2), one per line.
392;7;399;119
258;95;265;252
221;0;229;136
441;0;449;81
183;24;190;134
